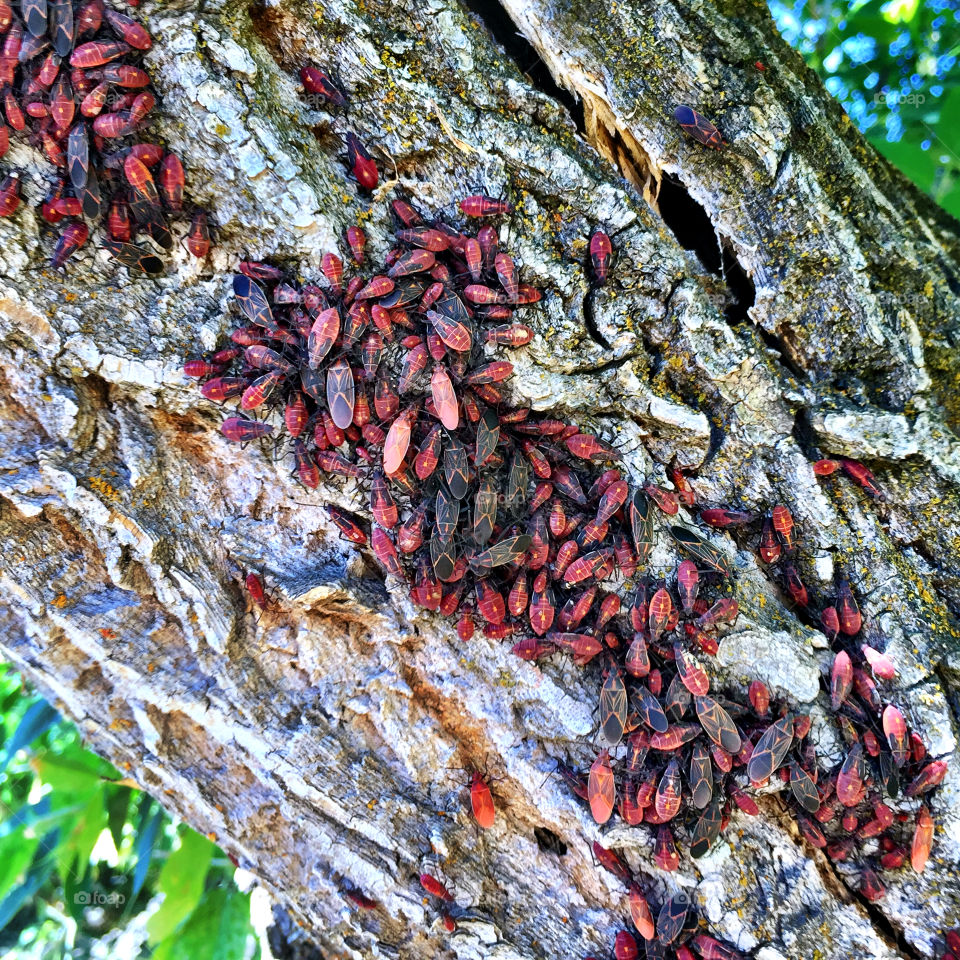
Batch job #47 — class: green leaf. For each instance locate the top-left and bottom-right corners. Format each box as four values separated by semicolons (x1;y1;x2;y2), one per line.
0;700;59;772
33;742;117;796
0;832;39;896
0;798;85;842
105;785;131;852
0;829;60;932
60;792;108;883
132;803;164;898
152;884;253;960
146;828;215;944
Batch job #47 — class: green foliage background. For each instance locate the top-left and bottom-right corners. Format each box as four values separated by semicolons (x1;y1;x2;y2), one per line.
0;668;258;960
0;3;956;957
770;0;960;218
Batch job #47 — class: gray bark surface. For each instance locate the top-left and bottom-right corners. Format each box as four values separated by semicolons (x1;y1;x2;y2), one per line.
0;0;959;956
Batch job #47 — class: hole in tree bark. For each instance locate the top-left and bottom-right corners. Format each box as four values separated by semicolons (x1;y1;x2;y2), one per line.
459;0;586;135
533;825;567;855
656;174;756;324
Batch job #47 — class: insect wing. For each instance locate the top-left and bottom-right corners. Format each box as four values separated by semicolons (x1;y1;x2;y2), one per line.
629;490;654;566
476;407;500;466
669;525;732;576
308;307;340;367
694;695;742;754
747;715;794;783
656;892;689;946
443;435;470;499
789;762;820;813
600;666;628;745
689;798;722;858
326;358;356;430
588;751;615;824
689;742;713;809
234;274;276;330
636;685;669;733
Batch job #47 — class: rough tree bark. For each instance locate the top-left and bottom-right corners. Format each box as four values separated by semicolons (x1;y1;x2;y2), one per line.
0;0;959;956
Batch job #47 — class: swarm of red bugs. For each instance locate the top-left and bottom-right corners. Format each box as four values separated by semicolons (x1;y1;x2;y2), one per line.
188;64;944;947
0;0;208;269
693;499;946;898
590;842;750;956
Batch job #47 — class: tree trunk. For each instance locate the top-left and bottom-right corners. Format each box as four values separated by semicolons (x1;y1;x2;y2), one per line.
1;0;959;956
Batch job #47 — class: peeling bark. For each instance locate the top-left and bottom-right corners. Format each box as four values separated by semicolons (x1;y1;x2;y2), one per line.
0;0;959;957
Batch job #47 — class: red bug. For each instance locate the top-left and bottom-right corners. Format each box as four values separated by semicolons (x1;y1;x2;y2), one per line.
813;458;840;476
221;418;273;442
308;307;340;368
456;609;474;641
70;39;131;68
293;440;319;488
654;826;679;871
747;714;792;783
654;757;682;821
345;132;378;191
459;194;512;217
371;528;402;576
820;605;840;641
676;560;698;616
836;581;861;635
245;572;267;609
696;597;738;629
910;807;933;873
300;66;347;108
905;759;947;797
344;889;378;910
830;650;853;710
475;579;505;624
771;504;794;549
758;517;780;563
588;749;615;824
840;458;882;498
881;704;908;767
469;771;495;829
486;323;533;346
836;743;864;807
51;221;89;268
628;885;655;940
200;377;246;402
861;644;894;681
511;637;556;661
748;680;769;716
0;173;21;217
673;104;724;149
345;225;366;264
489;252;517;301
430;364;459;430
588;230;612;285
185;211;211;258
419;873;454;901
159;152;184;211
782;563;808;607
614;930;639;960
325;505;367;545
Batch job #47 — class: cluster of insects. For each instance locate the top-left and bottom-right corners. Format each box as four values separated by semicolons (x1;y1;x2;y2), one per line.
179;60;948;954
0;0;209;269
699;503;945;900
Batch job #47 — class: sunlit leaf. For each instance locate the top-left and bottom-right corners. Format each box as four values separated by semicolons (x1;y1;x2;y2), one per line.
147;828;215;944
